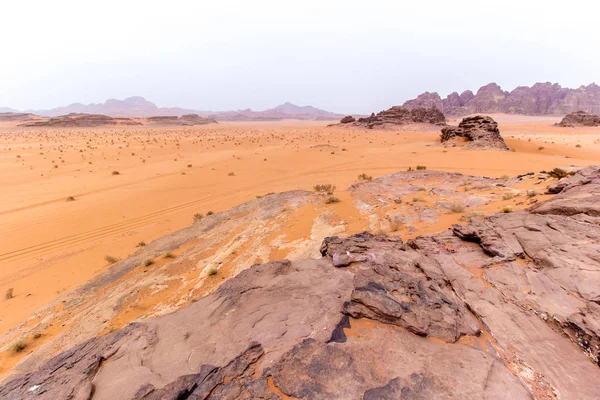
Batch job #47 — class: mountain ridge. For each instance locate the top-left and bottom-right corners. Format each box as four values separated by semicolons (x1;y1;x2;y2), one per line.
403;82;600;116
10;98;343;121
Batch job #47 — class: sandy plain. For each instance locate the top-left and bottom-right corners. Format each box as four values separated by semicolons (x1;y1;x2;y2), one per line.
1;114;599;342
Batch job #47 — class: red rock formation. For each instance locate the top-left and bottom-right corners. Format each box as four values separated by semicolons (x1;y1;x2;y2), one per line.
404;82;600;116
351;106;446;129
555;111;600;127
19;113;141;127
441;115;508;150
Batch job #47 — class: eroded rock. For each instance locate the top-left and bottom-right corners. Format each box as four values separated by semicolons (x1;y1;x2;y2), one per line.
441;115;509;150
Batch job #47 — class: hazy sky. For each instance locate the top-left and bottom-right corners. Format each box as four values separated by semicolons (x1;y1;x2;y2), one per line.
2;0;599;114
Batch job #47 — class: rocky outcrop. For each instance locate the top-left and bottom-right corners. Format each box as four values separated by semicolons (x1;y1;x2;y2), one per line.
340;115;356;124
349;106;446;129
20;113;142;127
146;114;217;125
440;115;509;150
555;111;600;127
404;82;600;116
3;169;600;399
0;113;37;122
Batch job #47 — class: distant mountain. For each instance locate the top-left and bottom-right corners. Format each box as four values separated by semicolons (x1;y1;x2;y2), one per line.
403;82;600;116
28;97;197;118
0;107;18;113
16;97;343;121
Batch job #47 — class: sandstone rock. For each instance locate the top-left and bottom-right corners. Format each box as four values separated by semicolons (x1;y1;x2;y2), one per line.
403;82;600;116
340;115;356;124
3;170;600;399
20;113;142;127
440;115;508;150
555;111;600;127
353;106;446;129
0;112;37;122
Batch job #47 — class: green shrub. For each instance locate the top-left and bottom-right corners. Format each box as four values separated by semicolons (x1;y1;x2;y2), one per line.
502;206;512;213
163;252;175;259
143;258;154;267
357;173;373;181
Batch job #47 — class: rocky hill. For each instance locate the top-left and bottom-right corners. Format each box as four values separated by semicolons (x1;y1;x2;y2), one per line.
19;113;142;127
339;106;446;129
404;82;600;116
16;98;343;121
147;114;217;126
555;111;600;127
2;166;599;399
0;113;38;122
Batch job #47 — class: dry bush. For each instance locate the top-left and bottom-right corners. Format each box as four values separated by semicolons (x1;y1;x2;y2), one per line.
314;184;336;195
325;196;340;204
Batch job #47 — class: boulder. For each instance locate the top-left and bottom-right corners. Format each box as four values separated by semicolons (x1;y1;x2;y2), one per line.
340;115;356;124
441;115;509;150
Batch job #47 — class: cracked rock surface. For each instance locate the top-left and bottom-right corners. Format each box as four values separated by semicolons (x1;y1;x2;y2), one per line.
2;168;600;399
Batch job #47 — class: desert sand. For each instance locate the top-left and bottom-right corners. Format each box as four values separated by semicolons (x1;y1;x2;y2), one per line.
1;115;600;378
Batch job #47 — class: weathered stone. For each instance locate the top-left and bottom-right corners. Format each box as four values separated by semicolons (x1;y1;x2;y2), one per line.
441;115;509;150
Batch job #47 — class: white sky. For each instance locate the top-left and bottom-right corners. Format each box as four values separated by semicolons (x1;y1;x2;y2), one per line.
1;0;598;113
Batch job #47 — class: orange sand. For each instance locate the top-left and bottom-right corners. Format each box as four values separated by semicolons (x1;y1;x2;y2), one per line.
1;117;599;336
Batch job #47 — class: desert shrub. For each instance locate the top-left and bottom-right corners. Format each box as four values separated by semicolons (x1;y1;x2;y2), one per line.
143;258;154;267
407;166;413;171
538;146;545;150
5;288;14;299
112;170;120;175
548;168;569;179
66;196;75;202
187;164;192;167
207;267;218;276
11;339;26;353
325;196;340;204
357;173;372;181
163;252;175;259
416;165;427;170
206;211;214;215
228;172;235;176
412;197;425;203
502;193;516;200
32;333;42;340
526;190;537;198
136;241;146;247
499;175;510;179
449;202;465;213
193;213;203;222
105;255;118;264
576;144;582;148
502;206;513;213
314;184;336;195
389;219;402;232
